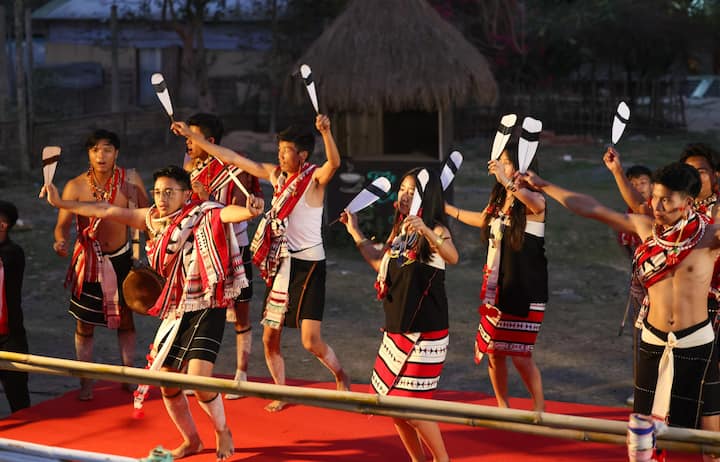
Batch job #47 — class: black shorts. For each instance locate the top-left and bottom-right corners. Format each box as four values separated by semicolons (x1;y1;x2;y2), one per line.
68;247;132;327
160;308;226;370
265;258;326;329
634;319;720;428
236;245;253;303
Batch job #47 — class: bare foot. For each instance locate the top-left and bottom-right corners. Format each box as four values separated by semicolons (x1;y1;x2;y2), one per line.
336;370;351;392
170;438;203;459
78;380;93;401
215;428;234;461
264;400;287;412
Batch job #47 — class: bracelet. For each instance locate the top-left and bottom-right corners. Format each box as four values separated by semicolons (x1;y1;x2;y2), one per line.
355;238;371;248
435;235;446;247
505;179;517;192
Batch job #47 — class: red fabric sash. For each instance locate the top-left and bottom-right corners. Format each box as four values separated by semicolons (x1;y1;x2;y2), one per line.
252;164;317;283
65;167;126;296
190;158;261;203
633;212;709;288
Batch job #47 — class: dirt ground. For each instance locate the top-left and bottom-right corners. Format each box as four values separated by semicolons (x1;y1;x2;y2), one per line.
1;129;717;419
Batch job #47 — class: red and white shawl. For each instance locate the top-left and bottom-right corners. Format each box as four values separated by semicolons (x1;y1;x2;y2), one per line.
145;200;247;319
190;157;262;204
633;211;709;289
479;205;511;318
251;163;316;329
65;167;126;328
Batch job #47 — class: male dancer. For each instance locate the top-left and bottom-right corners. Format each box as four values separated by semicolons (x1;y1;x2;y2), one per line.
183;113;262;399
52;129;148;400
43;165;263;460
524;163;720;461
171;114;350;412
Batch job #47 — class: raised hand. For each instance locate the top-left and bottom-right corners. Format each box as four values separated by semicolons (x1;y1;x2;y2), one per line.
170;121;192;138
603;147;623;175
522;171;550;189
315;114;331;134
488;159;509;185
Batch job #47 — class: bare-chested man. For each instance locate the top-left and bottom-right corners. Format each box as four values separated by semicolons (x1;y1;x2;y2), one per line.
171;115;350;412
524;163;720;461
53;129;148;400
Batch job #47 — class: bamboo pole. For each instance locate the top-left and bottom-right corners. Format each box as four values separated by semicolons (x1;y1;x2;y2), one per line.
1;352;720;456
0;437;137;462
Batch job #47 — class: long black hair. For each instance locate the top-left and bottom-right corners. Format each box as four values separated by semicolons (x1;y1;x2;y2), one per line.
480;147;539;251
390;168;448;263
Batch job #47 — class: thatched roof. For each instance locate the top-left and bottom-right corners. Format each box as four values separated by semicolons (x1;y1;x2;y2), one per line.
293;0;498;113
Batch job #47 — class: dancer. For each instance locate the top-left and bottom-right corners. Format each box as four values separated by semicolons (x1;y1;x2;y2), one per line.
182;113;262;399
341;168;457;462
52;129;148;400
446;148;548;412
171;114;350;413
523;163;720;461
0;201;30;413
42;165;263;460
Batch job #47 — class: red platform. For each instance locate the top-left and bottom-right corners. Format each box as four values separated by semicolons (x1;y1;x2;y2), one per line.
0;380;700;461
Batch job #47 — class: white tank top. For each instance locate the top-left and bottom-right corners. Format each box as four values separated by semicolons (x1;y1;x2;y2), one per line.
286;185;325;260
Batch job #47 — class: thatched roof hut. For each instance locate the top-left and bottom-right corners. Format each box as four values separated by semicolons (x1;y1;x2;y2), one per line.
294;0;497;163
297;0;498;115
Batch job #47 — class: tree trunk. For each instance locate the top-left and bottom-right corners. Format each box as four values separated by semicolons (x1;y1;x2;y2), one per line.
14;0;30;176
24;7;33;164
0;6;8;121
110;4;120;113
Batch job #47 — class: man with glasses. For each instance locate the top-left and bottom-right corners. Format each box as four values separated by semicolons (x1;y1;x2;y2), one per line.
42;165;263;461
52;129;148;401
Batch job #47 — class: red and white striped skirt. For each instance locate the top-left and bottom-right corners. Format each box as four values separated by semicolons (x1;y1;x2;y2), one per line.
475;303;546;363
370;329;449;398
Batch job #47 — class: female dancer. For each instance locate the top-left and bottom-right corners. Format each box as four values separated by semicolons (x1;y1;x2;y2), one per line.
342;169;458;462
446;148;547;412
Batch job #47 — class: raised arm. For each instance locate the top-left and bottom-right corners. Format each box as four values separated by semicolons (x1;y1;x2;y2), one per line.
603;147;651;216
220;194;265;223
171;121;276;180
524;171;641;234
340;210;385;272
41;183;148;231
445;202;487;228
312;114;341;186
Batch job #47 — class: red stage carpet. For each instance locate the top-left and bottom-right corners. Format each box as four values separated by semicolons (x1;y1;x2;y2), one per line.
0;379;700;461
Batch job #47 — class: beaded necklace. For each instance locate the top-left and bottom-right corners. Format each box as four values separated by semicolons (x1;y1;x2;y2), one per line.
651;212;706;265
87;165;118;201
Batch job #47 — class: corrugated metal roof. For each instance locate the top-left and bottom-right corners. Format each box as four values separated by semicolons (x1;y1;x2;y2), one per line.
33;0;286;21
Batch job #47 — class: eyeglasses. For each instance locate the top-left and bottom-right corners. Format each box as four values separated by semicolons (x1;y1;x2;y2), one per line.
149;188;187;199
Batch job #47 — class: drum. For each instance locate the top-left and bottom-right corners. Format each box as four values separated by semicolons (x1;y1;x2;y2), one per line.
122;266;164;315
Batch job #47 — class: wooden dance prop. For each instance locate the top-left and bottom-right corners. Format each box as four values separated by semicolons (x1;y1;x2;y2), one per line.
518;117;542;174
612;101;630;145
300;64;319;113
490;114;517;160
150;73;174;123
329;177;392;226
440;151;463;191
41;146;61;186
409;169;429;216
2;351;720;455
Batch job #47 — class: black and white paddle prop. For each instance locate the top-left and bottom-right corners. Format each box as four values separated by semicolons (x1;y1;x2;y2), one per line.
42;146;61;186
151;73;174;123
329;177;392;226
517;117;542;174
490;114;517;160
300;64;319;114
612;101;630;145
440;151;463;191
409;169;429;217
